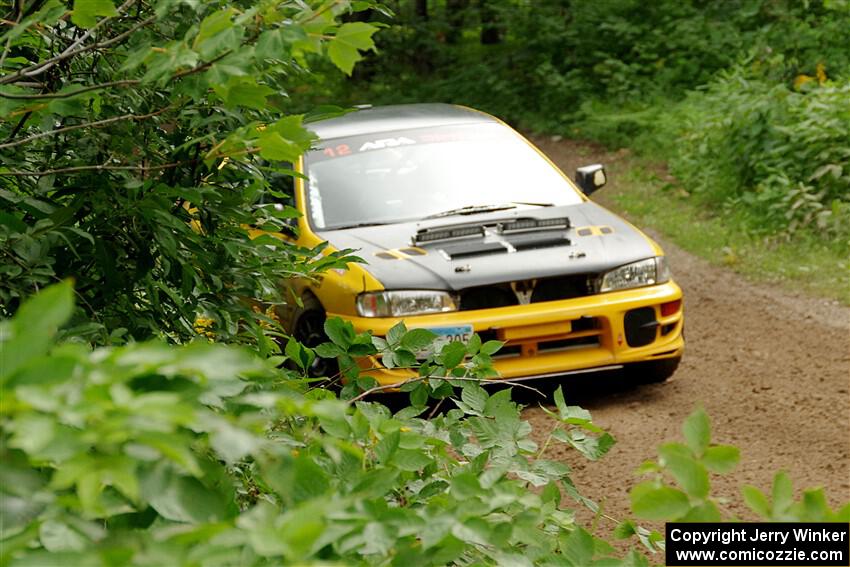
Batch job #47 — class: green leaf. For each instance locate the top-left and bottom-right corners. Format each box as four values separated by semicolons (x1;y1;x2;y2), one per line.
554;429;615;461
285;337;315;371
216;77;274;110
659;443;709;499
314;342;343;358
702;445;740;473
193;8;235;49
391;449;432;471
683;407;710;457
541;481;561;504
386;321;406;346
2;281;74;382
742;485;771;518
440;341;466;368
772;471;793;515
393;348;417;367
72;0;117;29
209;421;261;465
143;464;232;523
480;340;504;356
257;131;302;162
0;0;65;43
460;384;488;414
400;328;437;352
631;482;690;520
327;22;377;75
324;317;354;348
39;520;87;552
561;526;594;567
374;430;400;464
800;488;830;521
613;520;636;539
680;501;722;522
409;383;429;407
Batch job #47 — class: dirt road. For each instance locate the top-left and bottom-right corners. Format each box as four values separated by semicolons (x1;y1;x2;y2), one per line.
523;138;850;527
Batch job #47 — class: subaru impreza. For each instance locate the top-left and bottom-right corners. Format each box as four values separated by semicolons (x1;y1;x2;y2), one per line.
278;104;684;386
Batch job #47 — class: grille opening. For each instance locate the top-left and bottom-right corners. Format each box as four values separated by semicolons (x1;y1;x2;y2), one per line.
531;275;592;303
572;316;601;332
624;307;657;347
477;330;521;357
538;336;600;352
661;323;676;335
459;285;517;311
458;274;594;311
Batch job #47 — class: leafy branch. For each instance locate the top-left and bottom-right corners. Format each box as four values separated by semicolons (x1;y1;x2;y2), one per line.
0;105;172;149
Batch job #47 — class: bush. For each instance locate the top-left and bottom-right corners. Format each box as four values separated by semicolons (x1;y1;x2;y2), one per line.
0;0;375;346
0;282;628;566
3;283;849;566
656;68;850;247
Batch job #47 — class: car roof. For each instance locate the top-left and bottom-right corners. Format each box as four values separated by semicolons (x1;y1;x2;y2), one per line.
306;103;498;140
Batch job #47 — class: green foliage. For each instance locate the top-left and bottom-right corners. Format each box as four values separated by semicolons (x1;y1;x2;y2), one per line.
623;408;849;534
310;0;850;254
0;0;379;345
655;69;850;248
2;284;647;566
3;285;849;565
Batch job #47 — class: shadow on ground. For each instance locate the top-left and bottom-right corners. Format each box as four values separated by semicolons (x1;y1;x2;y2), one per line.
373;370;663;415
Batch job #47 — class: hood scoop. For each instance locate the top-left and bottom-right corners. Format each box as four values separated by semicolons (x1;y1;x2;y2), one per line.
440;241;508;260
414;216;571;246
437;231;571;261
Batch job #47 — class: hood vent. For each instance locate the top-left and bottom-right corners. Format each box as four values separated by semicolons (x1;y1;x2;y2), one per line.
499;216;570;234
415;224;485;245
509;233;570;252
441;241;507;260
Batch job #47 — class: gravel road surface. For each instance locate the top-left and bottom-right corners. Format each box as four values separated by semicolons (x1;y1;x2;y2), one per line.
522;137;850;528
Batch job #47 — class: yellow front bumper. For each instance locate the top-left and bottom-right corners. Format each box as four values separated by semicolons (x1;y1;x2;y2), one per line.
329;281;684;387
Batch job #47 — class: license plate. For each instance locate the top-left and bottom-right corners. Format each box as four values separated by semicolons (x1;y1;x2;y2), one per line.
417;325;473;356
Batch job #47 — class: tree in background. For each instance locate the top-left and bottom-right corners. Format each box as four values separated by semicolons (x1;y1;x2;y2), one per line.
0;0;378;346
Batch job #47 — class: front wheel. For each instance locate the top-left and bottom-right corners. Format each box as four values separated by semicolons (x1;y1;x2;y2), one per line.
625;356;681;384
291;296;339;381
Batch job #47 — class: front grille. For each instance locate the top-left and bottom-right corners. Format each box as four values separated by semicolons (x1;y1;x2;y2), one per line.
538;335;600;352
478;330;522;357
458;274;594;311
459;284;517;310
478;317;601;358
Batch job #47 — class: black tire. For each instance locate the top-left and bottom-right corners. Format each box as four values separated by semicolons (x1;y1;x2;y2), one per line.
625;356;681;384
291;295;339;381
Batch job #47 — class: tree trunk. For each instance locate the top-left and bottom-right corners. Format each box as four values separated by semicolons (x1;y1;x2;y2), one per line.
415;0;428;21
479;0;500;44
446;0;467;44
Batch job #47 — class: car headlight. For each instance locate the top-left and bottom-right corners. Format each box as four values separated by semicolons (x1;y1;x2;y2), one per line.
597;257;671;293
356;290;458;317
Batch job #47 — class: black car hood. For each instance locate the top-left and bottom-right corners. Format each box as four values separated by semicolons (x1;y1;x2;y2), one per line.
317;202;656;290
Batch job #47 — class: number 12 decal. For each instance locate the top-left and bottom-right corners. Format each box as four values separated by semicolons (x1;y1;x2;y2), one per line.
323;144;351;158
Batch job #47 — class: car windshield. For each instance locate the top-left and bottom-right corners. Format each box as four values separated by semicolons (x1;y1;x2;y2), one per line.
303;123;583;230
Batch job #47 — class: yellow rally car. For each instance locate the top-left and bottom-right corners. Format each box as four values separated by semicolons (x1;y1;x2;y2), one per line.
280;104;683;386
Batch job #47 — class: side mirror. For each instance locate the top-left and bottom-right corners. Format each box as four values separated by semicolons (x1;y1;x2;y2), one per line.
575;164;607;196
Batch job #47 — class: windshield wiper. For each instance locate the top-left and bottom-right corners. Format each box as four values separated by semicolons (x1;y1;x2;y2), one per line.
422;202;553;220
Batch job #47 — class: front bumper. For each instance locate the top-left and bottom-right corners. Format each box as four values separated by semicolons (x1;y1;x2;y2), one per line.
329;281;684;386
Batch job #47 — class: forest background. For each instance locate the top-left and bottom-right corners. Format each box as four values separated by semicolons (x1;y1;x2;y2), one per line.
1;1;848;566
